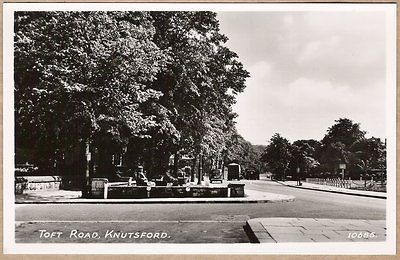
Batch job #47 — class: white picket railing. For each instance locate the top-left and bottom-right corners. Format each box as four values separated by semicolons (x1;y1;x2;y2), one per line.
305;178;352;189
305;178;386;191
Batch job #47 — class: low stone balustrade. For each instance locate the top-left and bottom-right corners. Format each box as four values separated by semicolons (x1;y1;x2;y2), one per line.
15;176;62;193
89;178;245;199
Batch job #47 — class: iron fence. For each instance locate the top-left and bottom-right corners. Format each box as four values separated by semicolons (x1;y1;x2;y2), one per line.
305;178;387;191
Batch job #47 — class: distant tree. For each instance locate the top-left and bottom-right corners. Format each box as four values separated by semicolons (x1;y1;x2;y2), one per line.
251;144;268;173
320;118;366;176
232;138;257;171
350;137;386;178
257;119;385;181
289;140;320;178
321;118;366;147
220;130;263;174
261;134;292;180
297;139;323;162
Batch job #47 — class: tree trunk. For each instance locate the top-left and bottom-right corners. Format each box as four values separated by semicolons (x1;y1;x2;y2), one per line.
146;142;155;178
173;151;180;176
221;160;225;180
153;147;170;177
160;152;170;176
197;151;203;185
81;138;92;196
191;154;198;182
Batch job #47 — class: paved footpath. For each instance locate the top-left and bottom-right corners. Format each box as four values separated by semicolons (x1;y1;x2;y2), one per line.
15;188;295;204
277;181;386;199
246;218;386;243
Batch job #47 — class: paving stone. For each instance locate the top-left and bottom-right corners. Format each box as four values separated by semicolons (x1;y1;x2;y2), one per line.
335;229;372;234
301;225;347;230
249;222;266;232
261;218;298;223
291;220;324;226
299;221;332;227
340;226;375;231
295;218;321;222
314;219;336;225
308;234;333;242
299;229;341;237
264;226;305;235
270;233;313;243
261;222;296;227
332;219;385;227
328;219;353;224
324;234;354;242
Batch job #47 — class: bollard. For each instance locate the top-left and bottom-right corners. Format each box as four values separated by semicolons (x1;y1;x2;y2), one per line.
91;178;108;198
103;183;108;199
146;186;151;198
227;187;231;197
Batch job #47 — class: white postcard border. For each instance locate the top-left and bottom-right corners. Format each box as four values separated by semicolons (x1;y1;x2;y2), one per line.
3;2;397;255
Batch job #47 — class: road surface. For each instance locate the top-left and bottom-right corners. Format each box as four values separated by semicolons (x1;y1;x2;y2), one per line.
15;180;385;243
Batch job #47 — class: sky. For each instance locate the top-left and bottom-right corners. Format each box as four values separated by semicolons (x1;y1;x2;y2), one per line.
217;11;388;145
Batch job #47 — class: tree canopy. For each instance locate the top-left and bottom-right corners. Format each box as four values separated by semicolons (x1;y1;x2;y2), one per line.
350;137;386;176
260;133;292;180
14;11;249;178
261;118;386;180
289;140;320;177
15;12;168;150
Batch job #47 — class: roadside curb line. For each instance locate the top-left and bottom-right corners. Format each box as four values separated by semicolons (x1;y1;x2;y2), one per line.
275;181;386;199
15;196;295;204
245;218;276;243
244;220;262;243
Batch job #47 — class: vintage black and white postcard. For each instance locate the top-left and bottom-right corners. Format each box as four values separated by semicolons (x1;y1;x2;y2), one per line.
3;3;396;255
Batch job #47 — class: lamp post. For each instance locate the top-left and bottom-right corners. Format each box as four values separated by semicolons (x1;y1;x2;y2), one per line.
197;150;203;185
339;163;346;180
296;167;302;186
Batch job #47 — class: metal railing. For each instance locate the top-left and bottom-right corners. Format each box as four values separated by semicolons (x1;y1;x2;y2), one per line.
306;178;352;189
305;178;386;191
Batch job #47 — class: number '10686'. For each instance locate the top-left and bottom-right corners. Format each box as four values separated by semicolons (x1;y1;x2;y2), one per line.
348;232;376;239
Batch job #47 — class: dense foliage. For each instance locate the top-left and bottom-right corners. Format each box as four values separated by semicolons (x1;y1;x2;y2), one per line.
14;11;249;178
261;118;386;180
15;12;170;171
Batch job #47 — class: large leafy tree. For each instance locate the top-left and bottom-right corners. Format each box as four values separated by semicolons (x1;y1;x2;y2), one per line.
222;131;258;170
15;11;249;181
289;140;320;178
319;118;366;176
15;11;168;173
350;137;386;178
321;118;366;147
261;133;292;180
146;11;249;176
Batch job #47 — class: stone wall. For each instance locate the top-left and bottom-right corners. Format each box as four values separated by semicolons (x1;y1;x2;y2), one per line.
228;183;245;197
105;186;230;199
88;178;245;199
16;176;62;192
